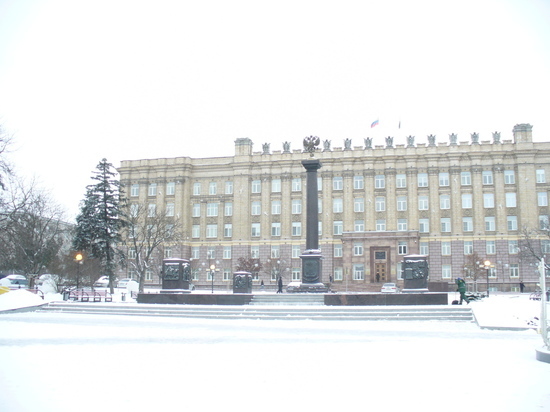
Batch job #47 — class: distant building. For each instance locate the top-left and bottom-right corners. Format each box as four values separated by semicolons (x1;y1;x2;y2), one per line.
118;124;549;292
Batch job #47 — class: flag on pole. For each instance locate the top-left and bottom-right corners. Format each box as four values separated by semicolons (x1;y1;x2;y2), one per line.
371;119;379;128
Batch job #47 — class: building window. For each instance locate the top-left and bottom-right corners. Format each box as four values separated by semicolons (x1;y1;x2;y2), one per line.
462;193;473;209
292;245;301;258
192;203;200;217
509;240;519;254
539;215;549;230
354;198;364;212
148;204;156;217
543;240;550;254
509;264;519;278
505;192;517;208
318;177;322;191
398;242;407;255
166;203;175;217
224;224;232;237
482;171;494;185
333;198;343;213
251;223;261;237
224;202;233;217
354;175;364;190
271;223;281;237
192;225;200;238
440;194;450;209
333;221;343;235
375;175;385;189
271;245;280;258
439;172;449;187
292;199;302;214
375;196;386;212
418;173;428;187
504;170;515;184
397;196;407;211
223;268;231;281
537;169;546;183
193;182;201;195
334;267;343;281
292;222;301;236
333;176;343;190
131;184;139;197
397;219;408;231
486;240;496;255
272;179;281;193
128;248;136;259
442;265;452;279
419;218;430;233
353;264;365;280
251;180;261;193
464;241;473;255
191;247;200;260
354;242;363;256
271;200;281;215
292;268;301;281
507;216;518;231
418;196;429;210
538;192;548;207
441;242;451;255
354;220;364;232
251;201;261;215
292;178;302;192
483;193;495;208
148;183;157;196
207;202;219;217
334;244;343;257
420;242;429;255
376;219;386;231
461;172;471;186
251;246;259;259
396;174;406;188
225;181;233;194
209;182;217;195
206;224;217;238
223;246;232;259
463;217;473;232
485;216;496;231
206;247;215;259
441;218;451;233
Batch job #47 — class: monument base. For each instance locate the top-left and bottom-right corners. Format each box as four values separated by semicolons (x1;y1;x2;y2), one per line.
286;282;328;293
402;288;430;293
159;289;192;294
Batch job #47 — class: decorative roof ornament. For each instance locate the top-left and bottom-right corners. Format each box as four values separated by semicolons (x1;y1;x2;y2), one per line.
303;136;320;157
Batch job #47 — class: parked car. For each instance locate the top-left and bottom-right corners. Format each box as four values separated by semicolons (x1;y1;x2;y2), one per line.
93;276;114;288
381;282;398;293
0;274;29;290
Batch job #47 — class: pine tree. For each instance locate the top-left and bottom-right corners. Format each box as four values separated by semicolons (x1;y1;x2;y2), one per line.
73;159;126;293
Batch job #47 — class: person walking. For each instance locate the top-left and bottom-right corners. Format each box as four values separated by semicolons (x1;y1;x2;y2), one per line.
519;281;525;293
277;276;283;293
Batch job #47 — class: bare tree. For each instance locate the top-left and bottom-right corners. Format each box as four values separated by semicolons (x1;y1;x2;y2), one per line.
518;225;550;270
0;178;68;287
124;202;183;292
0;125;13;191
235;256;263;279
462;252;486;292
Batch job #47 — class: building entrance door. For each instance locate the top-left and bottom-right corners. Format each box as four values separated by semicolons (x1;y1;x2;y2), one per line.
372;248;390;283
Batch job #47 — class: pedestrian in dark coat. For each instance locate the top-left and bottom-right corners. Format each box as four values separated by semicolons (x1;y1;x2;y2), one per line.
519;281;525;293
277;276;283;293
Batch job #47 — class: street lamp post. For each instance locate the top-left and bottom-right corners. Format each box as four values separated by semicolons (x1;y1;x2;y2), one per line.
210;264;216;294
75;252;83;289
480;259;494;297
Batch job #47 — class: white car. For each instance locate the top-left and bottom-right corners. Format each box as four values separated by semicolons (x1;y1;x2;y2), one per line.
381;283;398;293
0;274;28;290
93;276;113;288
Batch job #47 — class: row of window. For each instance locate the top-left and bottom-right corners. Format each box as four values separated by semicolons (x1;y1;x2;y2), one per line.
131;169;548;198
191;214;524;238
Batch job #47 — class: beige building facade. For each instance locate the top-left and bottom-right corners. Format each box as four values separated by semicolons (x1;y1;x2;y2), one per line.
118;123;550;292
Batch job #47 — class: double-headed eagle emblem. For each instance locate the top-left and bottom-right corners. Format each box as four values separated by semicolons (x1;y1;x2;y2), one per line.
303;135;320;157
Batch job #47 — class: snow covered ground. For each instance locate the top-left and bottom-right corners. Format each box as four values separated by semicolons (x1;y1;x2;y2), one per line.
0;290;548;411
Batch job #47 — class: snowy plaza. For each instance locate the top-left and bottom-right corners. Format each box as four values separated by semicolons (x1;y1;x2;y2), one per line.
0;291;549;411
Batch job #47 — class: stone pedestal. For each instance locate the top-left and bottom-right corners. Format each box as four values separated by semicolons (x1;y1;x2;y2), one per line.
233;271;253;294
161;258;192;290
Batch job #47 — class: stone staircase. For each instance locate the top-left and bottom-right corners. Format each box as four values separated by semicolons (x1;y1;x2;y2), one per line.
38;301;474;322
249;294;325;306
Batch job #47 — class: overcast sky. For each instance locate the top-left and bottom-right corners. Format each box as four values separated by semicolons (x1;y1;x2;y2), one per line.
1;0;549;220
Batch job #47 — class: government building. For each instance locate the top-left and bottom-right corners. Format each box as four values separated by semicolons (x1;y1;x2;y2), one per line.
117;123;549;292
